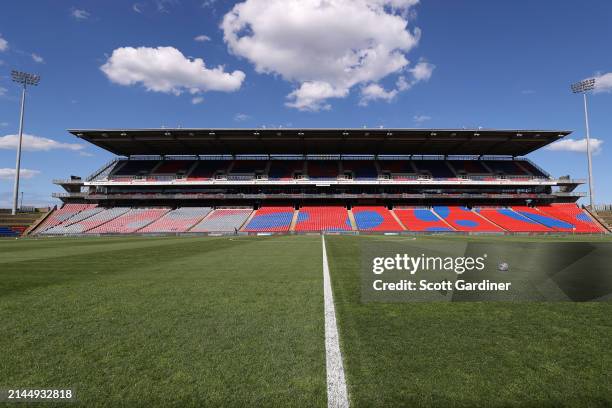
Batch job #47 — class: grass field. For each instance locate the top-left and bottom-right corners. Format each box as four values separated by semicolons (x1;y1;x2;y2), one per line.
1;234;611;407
1;236;326;407
326;235;612;407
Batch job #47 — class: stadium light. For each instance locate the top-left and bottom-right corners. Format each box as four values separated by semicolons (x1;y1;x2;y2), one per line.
571;78;596;207
10;70;41;215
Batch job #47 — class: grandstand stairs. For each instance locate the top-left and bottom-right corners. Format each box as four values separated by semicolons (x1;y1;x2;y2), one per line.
347;209;358;231
430;208;457;231
289;210;299;232
24;211;53;236
472;208;507;232
241;209;258;231
133;211;171;233
389;209;407;230
82;208;131;233
509;206;565;231
186;209;214;232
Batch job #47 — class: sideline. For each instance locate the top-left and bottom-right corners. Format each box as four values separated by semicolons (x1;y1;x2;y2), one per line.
322;235;350;408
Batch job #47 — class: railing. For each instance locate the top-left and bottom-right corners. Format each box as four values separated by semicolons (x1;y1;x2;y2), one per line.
86;158;119;181
52;192;581;200
594;204;612;211
90;175;568;185
52;192;87;198
522;157;551;178
52;179;85;184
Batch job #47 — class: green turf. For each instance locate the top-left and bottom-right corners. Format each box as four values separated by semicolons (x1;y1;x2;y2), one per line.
326;235;612;407
2;234;611;407
0;235;326;407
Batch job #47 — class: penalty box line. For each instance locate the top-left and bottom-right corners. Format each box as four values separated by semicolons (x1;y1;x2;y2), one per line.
322;235;349;408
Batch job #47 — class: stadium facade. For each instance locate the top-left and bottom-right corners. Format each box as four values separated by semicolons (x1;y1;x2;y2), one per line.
33;128;607;234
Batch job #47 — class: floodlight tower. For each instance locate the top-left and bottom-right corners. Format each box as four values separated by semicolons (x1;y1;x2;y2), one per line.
571;78;596;207
10;70;40;215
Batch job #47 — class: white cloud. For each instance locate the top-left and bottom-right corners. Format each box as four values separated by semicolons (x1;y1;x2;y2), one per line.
71;8;91;20
0;34;7;52
100;46;245;96
521;89;535;95
358;61;433;106
191;96;204;104
286;81;349;111
409;60;434;82
546;138;603;154
413;114;431;123
0;122;8;127
0;168;40;181
0;87;7;97
359;83;398;106
31;53;44;63
0;134;85;152
396;75;410;91
234;113;251;122
222;0;428;111
194;34;211;42
594;72;612;93
133;2;144;13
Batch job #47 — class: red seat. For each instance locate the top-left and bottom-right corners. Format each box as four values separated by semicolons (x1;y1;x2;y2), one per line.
294;207;351;231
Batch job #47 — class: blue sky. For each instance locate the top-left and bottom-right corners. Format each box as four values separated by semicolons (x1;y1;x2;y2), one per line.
0;0;611;207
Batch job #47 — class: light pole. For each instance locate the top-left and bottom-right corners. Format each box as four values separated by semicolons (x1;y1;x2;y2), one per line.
10;70;40;215
571;78;596;208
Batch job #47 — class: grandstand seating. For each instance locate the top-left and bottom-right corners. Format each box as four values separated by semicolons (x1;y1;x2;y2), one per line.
341;161;378;179
476;207;551;232
0;226;21;237
139;207;212;233
60;207;131;234
307;161;339;179
294;206;351;231
29;203;607;234
187;161;231;180
94;159;552;182
413;161;456;178
393;208;454;231
152;160;194;175
268;160;303;179
485;160;528;176
433;206;503;232
242;207;294;232
230;160;267;173
190;208;252;232
511;206;576;231
0;209;49;237
352;206;403;231
537;204;605;233
83;208;165;234
42;206;105;234
517;160;547;177
112;160;159;177
86;208;169;234
449;160;490;175
35;204;93;232
378;160;415;174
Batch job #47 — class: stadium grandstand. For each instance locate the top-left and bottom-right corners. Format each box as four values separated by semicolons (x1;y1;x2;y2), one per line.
29;128;609;235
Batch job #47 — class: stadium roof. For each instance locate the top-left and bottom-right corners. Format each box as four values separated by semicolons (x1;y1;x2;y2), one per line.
68;128;571;156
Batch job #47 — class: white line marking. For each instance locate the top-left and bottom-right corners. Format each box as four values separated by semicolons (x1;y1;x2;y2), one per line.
322;235;350;408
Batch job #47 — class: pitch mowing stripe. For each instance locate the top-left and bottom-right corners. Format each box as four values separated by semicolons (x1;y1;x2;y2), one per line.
322;235;350;408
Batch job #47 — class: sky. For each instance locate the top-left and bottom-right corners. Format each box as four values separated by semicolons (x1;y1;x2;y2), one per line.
0;0;611;207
